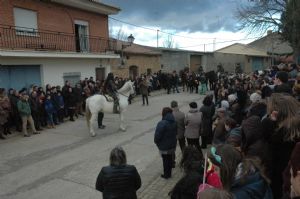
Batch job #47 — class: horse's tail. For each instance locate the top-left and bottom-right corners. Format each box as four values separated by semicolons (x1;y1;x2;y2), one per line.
85;99;91;129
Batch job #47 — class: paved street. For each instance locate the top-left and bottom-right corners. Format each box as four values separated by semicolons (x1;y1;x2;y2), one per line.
0;90;205;199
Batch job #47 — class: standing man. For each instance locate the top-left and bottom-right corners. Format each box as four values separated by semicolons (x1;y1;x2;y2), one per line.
154;107;177;179
139;76;149;106
171;70;180;93
17;93;39;137
170;101;185;152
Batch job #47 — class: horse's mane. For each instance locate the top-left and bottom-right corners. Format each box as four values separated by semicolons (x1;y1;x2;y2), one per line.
118;81;132;94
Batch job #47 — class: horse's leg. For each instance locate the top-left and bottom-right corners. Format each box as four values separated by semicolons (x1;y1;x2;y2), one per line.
119;112;126;131
90;113;98;137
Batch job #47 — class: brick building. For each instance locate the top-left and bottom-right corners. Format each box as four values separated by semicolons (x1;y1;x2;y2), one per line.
0;0;120;90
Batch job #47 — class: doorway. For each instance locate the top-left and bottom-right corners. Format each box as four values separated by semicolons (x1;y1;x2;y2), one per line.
129;65;138;80
75;22;89;52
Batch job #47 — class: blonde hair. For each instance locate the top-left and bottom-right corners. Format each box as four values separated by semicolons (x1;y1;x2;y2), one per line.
267;93;300;141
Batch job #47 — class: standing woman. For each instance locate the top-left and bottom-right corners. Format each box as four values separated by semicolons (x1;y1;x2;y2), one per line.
264;93;300;199
154;107;177;179
95;146;141;199
200;95;215;148
0;88;11;139
185;102;203;152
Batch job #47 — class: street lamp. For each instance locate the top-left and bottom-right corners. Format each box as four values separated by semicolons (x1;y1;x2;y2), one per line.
121;34;135;66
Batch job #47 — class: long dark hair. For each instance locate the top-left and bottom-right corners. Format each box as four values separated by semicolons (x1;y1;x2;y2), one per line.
109;146;127;166
180;146;204;173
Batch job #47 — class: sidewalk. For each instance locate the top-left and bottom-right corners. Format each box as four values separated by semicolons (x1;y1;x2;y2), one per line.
138;150;183;199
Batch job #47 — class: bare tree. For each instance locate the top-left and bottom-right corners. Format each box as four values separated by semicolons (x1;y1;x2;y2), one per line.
163;35;176;48
109;26;127;41
236;0;287;35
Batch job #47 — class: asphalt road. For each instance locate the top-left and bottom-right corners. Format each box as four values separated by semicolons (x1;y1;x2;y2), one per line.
0;90;205;199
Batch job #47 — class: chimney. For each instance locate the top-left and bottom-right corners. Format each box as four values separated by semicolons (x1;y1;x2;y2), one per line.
267;30;273;35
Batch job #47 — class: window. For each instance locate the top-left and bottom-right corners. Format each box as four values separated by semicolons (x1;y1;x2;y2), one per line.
14;7;38;35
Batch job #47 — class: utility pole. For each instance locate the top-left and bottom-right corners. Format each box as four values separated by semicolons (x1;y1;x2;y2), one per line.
157;30;159;48
204;44;206;52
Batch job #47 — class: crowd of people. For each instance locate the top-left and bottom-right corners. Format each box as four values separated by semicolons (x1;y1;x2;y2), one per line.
1;62;300;199
153;63;300;199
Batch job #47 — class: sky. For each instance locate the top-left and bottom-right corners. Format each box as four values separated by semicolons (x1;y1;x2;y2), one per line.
102;0;263;52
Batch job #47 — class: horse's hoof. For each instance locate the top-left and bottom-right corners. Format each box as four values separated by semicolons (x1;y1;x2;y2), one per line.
91;133;96;137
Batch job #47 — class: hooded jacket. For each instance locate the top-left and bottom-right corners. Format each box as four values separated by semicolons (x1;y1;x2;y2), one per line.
154;112;177;151
231;172;273;199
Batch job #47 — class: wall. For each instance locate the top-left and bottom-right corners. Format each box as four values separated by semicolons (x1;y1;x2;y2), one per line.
213;52;246;73
0;0;109;52
160;51;189;73
0;57;110;87
110;54;161;78
0;0;108;37
201;53;216;72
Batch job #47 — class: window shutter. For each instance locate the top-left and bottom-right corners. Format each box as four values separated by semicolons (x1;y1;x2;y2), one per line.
14;7;38;32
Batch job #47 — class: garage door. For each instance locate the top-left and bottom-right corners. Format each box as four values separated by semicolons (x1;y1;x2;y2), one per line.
0;65;41;91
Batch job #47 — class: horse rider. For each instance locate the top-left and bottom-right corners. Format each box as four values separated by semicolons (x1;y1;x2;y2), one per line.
104;73;119;113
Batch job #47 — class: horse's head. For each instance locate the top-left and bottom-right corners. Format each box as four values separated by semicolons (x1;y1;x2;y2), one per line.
118;80;135;96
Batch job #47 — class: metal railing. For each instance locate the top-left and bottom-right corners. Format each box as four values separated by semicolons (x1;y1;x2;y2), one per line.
0;25;117;53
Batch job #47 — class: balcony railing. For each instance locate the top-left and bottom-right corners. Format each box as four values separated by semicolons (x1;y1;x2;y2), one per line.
0;25;117;53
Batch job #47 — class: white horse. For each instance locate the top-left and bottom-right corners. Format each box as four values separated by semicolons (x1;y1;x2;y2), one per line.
85;80;135;137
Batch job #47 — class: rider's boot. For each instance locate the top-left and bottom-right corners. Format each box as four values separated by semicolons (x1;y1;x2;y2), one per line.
113;100;120;114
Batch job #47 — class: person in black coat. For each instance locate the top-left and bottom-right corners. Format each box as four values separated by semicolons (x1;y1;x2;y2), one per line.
154;107;177;179
200;95;215;148
64;87;76;121
95;146;141;199
265;93;300;199
169;146;204;199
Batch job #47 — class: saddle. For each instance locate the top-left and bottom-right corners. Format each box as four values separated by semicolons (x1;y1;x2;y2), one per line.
103;94;114;102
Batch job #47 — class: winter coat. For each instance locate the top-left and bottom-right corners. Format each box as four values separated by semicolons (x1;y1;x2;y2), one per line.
226;127;242;147
29;97;39;113
0;96;11;125
274;83;292;95
241;115;268;162
172;108;185;139
212;117;227;144
154;112;177;151
139;81;148;96
231;172;273;199
184;109;202;139
200;104;215;137
45;99;55;115
73;87;83;103
170;171;203;199
65;91;77;108
95;165;141;199
17;100;31;117
268;125;300;199
56;95;64;108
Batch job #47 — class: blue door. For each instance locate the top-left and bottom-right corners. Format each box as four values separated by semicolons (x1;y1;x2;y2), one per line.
252;57;263;71
0;65;41;90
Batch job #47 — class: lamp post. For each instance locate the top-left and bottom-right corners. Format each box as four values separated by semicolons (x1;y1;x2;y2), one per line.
121;34;135;66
